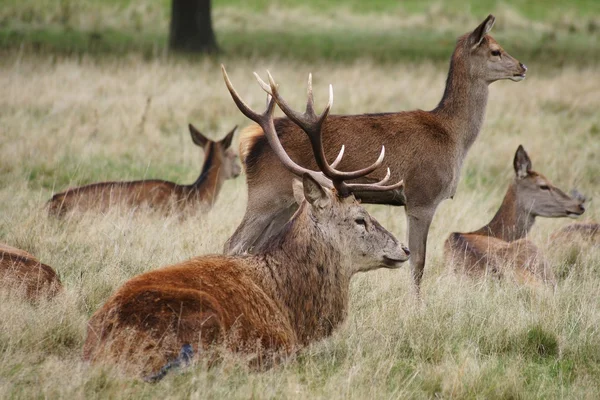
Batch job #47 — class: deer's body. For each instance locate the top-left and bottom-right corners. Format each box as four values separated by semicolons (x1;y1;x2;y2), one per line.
444;146;585;284
551;222;600;245
225;15;527;290
83;72;409;379
48;125;240;216
0;243;62;300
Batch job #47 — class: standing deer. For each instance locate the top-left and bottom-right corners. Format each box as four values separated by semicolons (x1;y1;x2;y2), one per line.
444;146;585;284
0;243;63;300
223;14;527;291
47;124;240;216
82;75;409;378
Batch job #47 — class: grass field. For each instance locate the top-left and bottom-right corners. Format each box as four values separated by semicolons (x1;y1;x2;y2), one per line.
1;1;600;399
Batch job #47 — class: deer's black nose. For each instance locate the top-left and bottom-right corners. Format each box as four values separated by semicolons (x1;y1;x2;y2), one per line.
520;62;527;72
402;246;410;257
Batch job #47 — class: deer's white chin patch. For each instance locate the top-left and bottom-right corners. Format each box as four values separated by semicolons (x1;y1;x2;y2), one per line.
510;74;526;82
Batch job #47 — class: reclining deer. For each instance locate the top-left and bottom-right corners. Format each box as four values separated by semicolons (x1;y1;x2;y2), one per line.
223;14;527;292
48;124;240;216
444;146;585;284
82;73;410;379
0;243;63;301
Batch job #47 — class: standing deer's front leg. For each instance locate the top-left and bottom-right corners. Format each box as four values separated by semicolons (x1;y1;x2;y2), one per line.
406;208;436;292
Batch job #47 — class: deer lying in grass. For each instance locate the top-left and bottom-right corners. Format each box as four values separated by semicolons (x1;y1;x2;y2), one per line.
82;75;409;379
444;146;585;284
0;243;62;300
223;14;527;292
551;222;599;245
47;125;240;216
550;192;599;246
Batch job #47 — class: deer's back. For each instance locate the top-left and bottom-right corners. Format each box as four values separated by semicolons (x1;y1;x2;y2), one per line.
243;111;459;207
48;180;194;215
83;255;296;373
0;243;63;300
551;222;600;245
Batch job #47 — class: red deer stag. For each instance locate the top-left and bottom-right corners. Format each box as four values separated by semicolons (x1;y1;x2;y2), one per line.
48;125;240;216
82;74;409;379
0;243;63;300
222;14;527;291
444;146;585;284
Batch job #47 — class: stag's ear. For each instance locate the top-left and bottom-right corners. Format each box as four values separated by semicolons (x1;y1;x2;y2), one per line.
297;174;330;209
469;14;495;48
513;145;532;179
189;124;209;147
220;125;237;149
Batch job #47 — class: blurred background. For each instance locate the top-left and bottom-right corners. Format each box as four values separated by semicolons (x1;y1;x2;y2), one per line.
1;0;598;65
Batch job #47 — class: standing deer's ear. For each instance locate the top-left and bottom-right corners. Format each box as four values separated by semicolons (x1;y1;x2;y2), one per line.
469;14;495;48
220;125;237;149
189;124;209;147
513;145;532;179
295;174;331;209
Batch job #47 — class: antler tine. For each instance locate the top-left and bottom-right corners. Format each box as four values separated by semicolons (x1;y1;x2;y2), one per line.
222;65;276;124
346;178;405;193
330;145;345;169
223;66;337;189
306;73;314;115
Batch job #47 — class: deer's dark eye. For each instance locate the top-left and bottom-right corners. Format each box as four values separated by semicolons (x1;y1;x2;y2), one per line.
540;185;550;190
491;50;501;57
355;218;367;226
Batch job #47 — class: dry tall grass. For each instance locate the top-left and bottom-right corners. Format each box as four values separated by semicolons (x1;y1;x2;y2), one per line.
0;54;599;398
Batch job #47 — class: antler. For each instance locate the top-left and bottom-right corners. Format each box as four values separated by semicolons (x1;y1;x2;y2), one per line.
222;65;403;197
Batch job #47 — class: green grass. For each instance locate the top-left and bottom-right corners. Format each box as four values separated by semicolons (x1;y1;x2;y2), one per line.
1;0;599;65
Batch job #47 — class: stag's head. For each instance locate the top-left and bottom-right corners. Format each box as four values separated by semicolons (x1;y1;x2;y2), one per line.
189;124;241;179
456;14;527;83
222;66;410;273
513;145;585;218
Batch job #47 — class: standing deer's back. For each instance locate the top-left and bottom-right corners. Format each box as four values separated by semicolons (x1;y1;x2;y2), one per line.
445;146;585;284
47;125;240;216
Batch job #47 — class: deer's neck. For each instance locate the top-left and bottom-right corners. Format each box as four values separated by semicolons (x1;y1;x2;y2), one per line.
187;143;225;203
259;205;350;345
472;183;536;242
433;55;489;152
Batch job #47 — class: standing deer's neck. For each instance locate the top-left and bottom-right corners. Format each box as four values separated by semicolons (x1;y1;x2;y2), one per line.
433;51;489;152
472;183;536;241
259;204;350;345
187;143;225;203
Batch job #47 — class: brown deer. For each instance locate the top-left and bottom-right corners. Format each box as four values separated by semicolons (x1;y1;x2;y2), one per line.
444;146;585;284
82;74;409;379
0;243;63;300
551;222;599;245
47;124;241;216
222;14;527;291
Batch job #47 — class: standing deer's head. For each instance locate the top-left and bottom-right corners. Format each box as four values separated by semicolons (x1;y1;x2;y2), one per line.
513;145;585;218
222;66;410;273
189;124;241;179
458;15;527;83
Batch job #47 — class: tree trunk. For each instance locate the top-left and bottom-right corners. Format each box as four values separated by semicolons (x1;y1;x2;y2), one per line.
169;0;218;53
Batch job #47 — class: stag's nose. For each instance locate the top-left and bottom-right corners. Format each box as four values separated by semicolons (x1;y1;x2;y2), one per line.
520;62;527;72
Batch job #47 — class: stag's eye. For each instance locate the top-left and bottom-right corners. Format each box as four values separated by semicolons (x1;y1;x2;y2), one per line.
491;50;501;57
540;185;550;190
355;218;367;227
